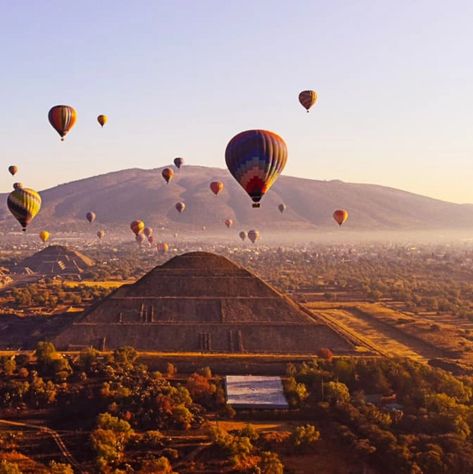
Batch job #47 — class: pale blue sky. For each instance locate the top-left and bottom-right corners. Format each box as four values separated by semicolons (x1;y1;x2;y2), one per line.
1;1;472;202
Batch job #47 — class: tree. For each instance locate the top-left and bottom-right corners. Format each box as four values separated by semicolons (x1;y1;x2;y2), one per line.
323;381;350;404
171;404;193;430
290;424;320;453
48;461;74;474
257;451;284;474
138;456;176;474
0;461;21;474
90;413;134;468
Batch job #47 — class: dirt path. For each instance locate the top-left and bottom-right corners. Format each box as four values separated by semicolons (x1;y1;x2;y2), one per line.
0;418;83;473
314;308;445;361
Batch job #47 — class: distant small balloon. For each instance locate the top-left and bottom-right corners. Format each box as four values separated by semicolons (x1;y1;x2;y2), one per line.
97;115;108;127
8;166;18;176
162;167;174;184
39;230;50;243
333;209;349;226
224;219;233;228
144;227;153;238
130;220;145;235
299;90;318;112
174;157;184;169
13;182;23;190
210;181;224;195
239;231;247;241
175;202;186;213
278;203;286;214
97;230;105;240
86;211;96;223
248;229;260;244
157;242;169;254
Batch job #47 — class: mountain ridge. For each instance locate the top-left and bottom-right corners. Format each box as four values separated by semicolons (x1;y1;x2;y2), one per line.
1;165;472;231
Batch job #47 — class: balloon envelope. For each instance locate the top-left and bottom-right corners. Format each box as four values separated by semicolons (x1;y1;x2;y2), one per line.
225;130;287;207
97;115;108;127
7;186;42;231
239;231;247;241
157;242;169;254
97;230;105;239
39;231;50;243
224;219;233;228
248;229;260;243
144;227;153;238
130;220;145;235
162;167;174;184
299;90;318;112
278;203;286;214
333;209;349;226
86;211;96;223
174;157;184;169
8;165;18;176
175;202;186;213
210;181;224;195
48;105;77;140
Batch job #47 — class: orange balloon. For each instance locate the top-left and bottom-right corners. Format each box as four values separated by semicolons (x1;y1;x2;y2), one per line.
210;181;224;195
333;209;349;226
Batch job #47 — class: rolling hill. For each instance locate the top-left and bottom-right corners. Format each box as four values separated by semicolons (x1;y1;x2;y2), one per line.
1;166;472;232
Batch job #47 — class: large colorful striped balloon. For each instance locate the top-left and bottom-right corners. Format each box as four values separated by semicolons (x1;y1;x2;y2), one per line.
7;185;42;231
48;105;77;141
225;130;287;208
299;90;317;112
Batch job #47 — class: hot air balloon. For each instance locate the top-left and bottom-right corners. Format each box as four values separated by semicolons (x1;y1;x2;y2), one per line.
333;209;349;226
225;130;287;208
299;90;317;112
174;157;184;169
162;167;174;184
39;231;50;243
8;166;18;176
248;229;260;244
175;202;186;213
278;203;286;214
48;105;77;141
157;242;169;254
130;220;145;235
136;233;146;245
97;115;108;127
97;230;105;240
224;219;233;228
7;185;41;231
144;227;153;238
210;181;224;196
239;231;246;241
86;211;96;224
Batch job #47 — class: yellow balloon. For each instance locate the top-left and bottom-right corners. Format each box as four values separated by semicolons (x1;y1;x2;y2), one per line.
39;231;50;242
